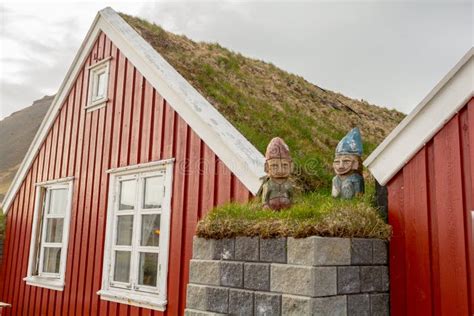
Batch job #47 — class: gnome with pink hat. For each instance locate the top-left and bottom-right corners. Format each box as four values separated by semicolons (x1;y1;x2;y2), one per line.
260;137;294;210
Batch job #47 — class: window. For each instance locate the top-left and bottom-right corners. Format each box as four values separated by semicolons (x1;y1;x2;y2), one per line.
86;57;111;111
24;177;74;291
98;159;174;311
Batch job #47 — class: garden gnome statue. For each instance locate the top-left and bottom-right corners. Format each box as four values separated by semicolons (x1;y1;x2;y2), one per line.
332;128;365;199
261;137;294;210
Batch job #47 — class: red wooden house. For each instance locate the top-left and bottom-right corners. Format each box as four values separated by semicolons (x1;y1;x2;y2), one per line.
365;48;473;315
0;7;265;315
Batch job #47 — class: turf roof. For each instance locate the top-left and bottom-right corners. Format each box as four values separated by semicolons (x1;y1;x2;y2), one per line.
121;13;405;192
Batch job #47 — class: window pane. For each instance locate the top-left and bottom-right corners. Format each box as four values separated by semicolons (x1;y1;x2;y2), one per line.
119;180;136;210
43;247;61;274
141;214;161;247
116;215;133;246
48;189;68;214
143;176;163;209
96;72;107;98
113;251;131;283
45;218;64;243
138;252;158;287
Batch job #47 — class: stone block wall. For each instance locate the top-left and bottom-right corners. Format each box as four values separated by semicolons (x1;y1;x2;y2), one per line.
185;236;389;316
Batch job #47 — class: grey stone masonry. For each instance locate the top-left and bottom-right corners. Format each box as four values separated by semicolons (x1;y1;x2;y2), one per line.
337;266;361;294
282;295;313;315
193;237;235;260
229;289;254;315
189;260;221;285
235;237;259;261
260;237;287;263
187;237;389;315
254;292;281;316
220;261;244;288
288;237;351;266
244;262;270;291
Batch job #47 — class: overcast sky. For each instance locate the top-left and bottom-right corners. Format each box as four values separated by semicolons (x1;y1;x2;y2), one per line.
0;0;472;120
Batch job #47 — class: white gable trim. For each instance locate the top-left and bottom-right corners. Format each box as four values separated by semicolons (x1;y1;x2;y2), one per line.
364;48;474;186
1;7;265;214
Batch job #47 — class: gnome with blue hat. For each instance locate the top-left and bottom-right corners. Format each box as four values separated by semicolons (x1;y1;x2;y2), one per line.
332;128;365;199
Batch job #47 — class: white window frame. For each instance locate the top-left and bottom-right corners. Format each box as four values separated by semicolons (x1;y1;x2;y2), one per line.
24;177;74;291
86;56;112;112
98;159;174;311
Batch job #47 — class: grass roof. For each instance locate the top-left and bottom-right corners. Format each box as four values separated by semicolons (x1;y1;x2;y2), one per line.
122;14;404;192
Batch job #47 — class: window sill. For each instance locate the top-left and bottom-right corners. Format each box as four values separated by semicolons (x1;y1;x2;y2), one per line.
23;276;64;291
85;99;108;112
97;289;166;311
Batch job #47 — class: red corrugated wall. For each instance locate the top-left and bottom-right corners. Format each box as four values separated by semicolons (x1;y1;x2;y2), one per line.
0;32;252;316
387;98;474;316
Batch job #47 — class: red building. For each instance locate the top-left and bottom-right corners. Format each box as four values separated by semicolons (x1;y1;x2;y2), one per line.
365;48;473;315
0;8;265;315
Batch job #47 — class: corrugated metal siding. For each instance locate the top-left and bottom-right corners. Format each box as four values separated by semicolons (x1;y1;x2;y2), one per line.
387;98;474;316
0;32;251;316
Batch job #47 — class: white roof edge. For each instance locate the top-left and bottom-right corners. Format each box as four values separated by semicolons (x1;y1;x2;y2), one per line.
364;47;474;186
1;7;265;214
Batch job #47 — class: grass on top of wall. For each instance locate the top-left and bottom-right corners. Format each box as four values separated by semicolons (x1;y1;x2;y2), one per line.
196;188;391;240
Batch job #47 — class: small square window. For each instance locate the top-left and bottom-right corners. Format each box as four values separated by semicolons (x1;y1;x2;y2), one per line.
86;58;111;111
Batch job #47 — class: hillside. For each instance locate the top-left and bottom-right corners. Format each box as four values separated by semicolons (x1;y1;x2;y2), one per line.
0;96;53;200
122;14;405;191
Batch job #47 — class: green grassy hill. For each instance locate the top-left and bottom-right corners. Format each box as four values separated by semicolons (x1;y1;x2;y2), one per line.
0;96;53;200
123;14;405;191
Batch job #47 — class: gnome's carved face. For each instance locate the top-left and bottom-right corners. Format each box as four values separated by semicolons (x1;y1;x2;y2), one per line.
333;154;360;175
264;137;292;179
265;158;292;179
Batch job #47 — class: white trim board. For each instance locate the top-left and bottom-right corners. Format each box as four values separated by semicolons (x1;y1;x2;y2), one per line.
364;47;474;186
1;7;265;214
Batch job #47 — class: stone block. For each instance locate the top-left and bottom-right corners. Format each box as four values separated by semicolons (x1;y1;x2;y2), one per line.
282;294;313;316
271;264;315;296
244;262;270;291
229;289;254;316
193;237;215;259
220;261;243;288
312;295;347;316
189;260;220;285
347;294;370;316
372;240;388;264
254;292;281;316
351;239;372;265
287;237;313;265
337;266;360;294
192;237;235;260
235;237;259;261
186;284;229;313
288;236;351;266
206;286;229;313
260;237;287;263
360;266;386;292
370;293;389;315
187;284;208;311
313;267;338;297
